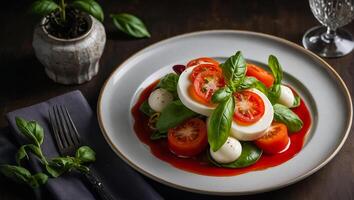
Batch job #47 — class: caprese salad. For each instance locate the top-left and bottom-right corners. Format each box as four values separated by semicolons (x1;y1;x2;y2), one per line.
132;51;310;174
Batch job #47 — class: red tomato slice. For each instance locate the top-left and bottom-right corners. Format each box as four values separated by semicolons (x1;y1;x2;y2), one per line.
187;57;219;67
193;71;225;105
168;118;208;157
246;64;274;88
233;91;265;125
190;64;222;81
255;122;290;154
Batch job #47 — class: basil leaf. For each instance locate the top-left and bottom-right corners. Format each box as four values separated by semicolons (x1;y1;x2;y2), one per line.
75;165;90;173
16;145;29;165
211;87;232;103
208;96;235;152
139;101;155;116
208;142;262;168
45;164;62;178
110;13;150;38
28;173;48;188
220;51;247;90
0;165;31;184
75;146;96;163
156;100;197;133
150;131;167;140
293;95;301;107
15;117;44;145
268;84;281;104
268;55;283;84
31;0;59;16
157;73;179;94
71;0;104;22
238;77;268;95
273;104;303;132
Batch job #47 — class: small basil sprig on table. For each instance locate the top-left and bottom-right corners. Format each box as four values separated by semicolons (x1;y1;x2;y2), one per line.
208;51;246;151
110;13;151;38
273;104;303;132
0;117;96;188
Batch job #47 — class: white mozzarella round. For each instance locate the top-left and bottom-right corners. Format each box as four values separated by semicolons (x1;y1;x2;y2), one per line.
230;88;274;141
177;66;215;116
278;85;295;108
148;88;173;112
210;137;242;164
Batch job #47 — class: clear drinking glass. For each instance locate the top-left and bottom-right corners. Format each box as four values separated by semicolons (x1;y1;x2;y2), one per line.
303;0;354;57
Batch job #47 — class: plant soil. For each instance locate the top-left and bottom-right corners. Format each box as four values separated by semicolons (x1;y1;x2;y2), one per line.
44;8;90;39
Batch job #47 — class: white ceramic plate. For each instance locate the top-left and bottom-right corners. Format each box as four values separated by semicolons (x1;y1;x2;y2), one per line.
97;30;352;195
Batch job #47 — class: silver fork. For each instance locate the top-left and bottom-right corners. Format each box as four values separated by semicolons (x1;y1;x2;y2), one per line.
49;105;114;200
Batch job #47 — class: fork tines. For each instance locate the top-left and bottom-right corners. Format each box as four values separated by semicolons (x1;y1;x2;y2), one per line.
49;105;81;156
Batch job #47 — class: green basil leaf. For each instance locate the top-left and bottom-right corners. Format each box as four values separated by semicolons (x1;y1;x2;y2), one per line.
45;164;62;178
75;146;96;163
28;173;48;188
139;101;155;116
110;13;151;38
150;131;167;140
293;95;301;107
157;73;179;94
31;0;59;16
208;142;262;168
211;87;232;103
268;55;283;84
220;51;247;90
71;0;104;22
273;104;303;132
208;96;235;151
0;164;31;184
15;117;44;145
156;100;197;133
268;84;281;104
16;145;29;165
75;165;90;173
238;77;268;95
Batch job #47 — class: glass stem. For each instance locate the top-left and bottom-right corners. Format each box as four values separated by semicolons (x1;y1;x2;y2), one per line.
322;27;337;42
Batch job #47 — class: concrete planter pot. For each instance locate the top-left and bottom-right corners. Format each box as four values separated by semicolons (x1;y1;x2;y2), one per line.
33;14;106;84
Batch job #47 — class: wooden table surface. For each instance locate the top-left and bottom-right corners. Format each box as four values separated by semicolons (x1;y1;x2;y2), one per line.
1;0;354;199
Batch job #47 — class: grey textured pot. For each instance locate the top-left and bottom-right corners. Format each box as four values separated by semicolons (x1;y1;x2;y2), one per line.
32;15;106;84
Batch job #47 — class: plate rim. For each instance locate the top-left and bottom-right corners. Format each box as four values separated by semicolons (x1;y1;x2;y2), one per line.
97;30;353;195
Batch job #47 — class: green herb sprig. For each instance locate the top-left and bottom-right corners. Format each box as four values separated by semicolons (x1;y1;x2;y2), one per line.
0;117;96;188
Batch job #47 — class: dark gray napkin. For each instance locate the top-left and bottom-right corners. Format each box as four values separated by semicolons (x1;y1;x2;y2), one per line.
0;90;162;200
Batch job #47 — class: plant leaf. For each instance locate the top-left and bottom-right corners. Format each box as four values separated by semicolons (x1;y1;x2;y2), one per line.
0;165;31;184
238;77;268;95
157;73;179;95
156;100;197;133
16;145;29;165
220;51;247;91
139;101;156;117
208;142;262;168
208;96;235;151
75;146;96;163
15;117;44;145
293;95;301;107
268;84;281;104
273;104;303;132
150;131;167;140
28;173;48;188
30;0;59;16
211;87;232;103
71;0;104;22
110;13;150;38
268;55;283;84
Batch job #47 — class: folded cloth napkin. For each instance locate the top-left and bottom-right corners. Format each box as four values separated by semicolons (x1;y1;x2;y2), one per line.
0;90;162;200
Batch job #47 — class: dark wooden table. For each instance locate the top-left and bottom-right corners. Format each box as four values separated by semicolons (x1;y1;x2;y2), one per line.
1;0;354;199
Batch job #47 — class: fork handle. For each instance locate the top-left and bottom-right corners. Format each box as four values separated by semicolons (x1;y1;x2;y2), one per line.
84;169;115;200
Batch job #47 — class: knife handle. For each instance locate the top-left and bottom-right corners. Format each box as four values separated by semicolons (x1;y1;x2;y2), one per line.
84;169;114;200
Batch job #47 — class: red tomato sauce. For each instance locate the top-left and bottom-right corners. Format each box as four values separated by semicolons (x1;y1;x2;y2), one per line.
131;81;312;176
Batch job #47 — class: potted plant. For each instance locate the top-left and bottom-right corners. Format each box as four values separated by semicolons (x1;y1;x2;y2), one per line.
32;0;106;84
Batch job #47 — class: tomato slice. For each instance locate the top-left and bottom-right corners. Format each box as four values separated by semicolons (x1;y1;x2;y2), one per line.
246;64;274;88
190;64;222;81
233;91;265;125
192;71;225;105
187;57;219;67
167;118;208;157
255;123;290;154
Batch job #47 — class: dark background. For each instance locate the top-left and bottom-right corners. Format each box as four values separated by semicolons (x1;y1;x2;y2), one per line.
1;0;354;199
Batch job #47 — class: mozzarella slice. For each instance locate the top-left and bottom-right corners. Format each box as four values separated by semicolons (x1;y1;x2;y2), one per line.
210;137;242;164
177;66;215;116
230;88;274;141
278;85;295;108
148;88;174;112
